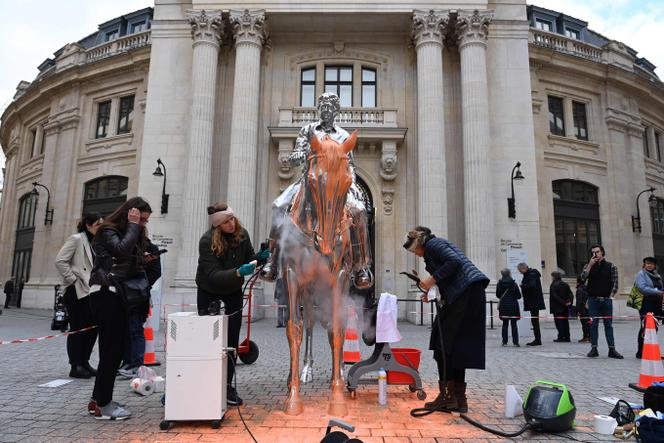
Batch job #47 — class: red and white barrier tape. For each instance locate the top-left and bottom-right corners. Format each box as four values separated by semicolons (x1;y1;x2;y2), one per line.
0;325;98;346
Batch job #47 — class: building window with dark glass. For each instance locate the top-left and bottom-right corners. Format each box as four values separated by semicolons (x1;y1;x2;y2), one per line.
300;68;315;107
361;68;376;108
325;66;352;107
572;101;588;140
553;180;601;277
644;128;650;158
548;95;565;136
117;95;135;134
535;19;552;31
131;21;147;33
657;132;663;163
565;28;580;39
95;101;111;138
106;30;119;41
30;128;37;158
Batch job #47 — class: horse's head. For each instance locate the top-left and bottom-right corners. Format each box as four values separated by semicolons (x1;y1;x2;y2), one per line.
305;131;358;256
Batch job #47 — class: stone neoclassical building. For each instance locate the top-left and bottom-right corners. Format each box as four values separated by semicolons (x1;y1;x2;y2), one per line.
1;1;663;321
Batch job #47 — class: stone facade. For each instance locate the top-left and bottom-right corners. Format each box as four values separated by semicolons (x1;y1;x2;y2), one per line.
1;1;663;323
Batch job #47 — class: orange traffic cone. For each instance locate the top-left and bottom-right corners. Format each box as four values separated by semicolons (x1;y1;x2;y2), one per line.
143;308;160;366
630;312;664;391
343;305;361;364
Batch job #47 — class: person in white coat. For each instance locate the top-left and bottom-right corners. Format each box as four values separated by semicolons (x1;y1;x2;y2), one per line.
55;212;103;378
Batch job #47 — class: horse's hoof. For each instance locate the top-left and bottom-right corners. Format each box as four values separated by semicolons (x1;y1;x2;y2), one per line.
328;401;348;417
300;366;314;383
285;398;304;415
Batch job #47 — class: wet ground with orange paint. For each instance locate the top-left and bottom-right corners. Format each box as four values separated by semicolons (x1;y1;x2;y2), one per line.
0;308;644;441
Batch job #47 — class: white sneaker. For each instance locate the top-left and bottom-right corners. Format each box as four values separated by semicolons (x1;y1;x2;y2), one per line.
94;402;132;420
117;367;137;379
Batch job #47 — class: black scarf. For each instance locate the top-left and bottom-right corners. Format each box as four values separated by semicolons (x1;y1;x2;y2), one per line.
646;269;663;290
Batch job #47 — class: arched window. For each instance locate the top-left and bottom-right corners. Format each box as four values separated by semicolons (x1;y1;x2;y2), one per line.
354;176;375;300
12;192;38;289
553;180;601;277
82;176;128;216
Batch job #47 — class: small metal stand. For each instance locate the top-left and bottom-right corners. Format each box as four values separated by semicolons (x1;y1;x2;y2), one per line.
346;342;426;401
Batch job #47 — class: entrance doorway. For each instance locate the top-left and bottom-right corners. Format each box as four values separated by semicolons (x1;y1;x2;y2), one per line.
11;192;38;307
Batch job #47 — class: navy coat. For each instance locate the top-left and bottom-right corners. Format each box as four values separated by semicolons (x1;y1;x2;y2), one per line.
496;276;521;318
520;268;546;311
423;237;489;305
424;236;488;370
549;279;573;315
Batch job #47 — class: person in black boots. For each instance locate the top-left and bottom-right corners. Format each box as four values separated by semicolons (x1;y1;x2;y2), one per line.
497;268;521;347
55;212;103;379
88;196;153;420
196;202;269;407
581;244;623;359
403;226;489;413
518;263;545;346
576;277;591;343
549;271;573;342
635;257;664;359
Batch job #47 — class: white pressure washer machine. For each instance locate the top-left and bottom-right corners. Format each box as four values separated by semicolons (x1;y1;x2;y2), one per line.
160;312;229;430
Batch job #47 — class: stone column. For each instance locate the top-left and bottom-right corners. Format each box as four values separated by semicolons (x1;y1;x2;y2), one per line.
177;10;223;283
412;10;450;236
457;10;495;277
226;9;267;239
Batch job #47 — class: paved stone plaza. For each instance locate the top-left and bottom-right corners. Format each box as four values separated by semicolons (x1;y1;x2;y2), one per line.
0;308;648;442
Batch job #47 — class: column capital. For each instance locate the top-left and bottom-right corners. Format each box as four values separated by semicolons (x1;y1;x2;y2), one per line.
229;9;267;47
456;9;493;48
186;9;224;46
412;9;450;48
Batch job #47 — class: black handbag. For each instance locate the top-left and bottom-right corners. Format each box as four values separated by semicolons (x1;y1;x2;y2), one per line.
113;273;150;310
609;399;635;426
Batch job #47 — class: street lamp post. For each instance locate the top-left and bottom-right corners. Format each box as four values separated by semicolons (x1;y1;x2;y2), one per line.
30;182;54;225
632;187;657;233
153;158;169;215
507;162;525;219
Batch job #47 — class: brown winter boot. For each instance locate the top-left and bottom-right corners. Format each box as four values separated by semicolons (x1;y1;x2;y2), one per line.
454;382;468;413
425;380;456;410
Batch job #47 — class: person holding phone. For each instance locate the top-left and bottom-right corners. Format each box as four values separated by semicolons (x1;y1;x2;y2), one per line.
581;244;623;359
117;240;163;378
196;202;269;406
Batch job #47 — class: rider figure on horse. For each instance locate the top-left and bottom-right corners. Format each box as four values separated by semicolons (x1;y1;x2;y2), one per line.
261;92;373;290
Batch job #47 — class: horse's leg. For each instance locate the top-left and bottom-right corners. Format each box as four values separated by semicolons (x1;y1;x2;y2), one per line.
328;269;349;416
300;290;315;383
284;267;304;415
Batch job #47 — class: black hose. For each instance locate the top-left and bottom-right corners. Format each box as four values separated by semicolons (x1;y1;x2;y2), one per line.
459;414;535;438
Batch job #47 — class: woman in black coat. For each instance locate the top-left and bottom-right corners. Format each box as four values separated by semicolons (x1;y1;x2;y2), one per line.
196;202;268;407
88;196;152;420
497;269;521;346
403;226;489;413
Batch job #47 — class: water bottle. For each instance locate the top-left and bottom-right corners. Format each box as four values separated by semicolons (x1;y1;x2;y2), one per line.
378;368;387;406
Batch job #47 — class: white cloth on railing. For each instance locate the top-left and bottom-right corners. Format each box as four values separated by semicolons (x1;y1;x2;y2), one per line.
376;292;401;343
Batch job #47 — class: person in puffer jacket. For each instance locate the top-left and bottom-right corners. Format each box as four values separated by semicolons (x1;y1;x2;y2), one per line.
403;226;489;414
88;196;152;421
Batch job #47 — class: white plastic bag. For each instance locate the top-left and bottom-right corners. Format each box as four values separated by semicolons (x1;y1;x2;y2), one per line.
137;365;157;382
504;385;523;418
375;292;401;343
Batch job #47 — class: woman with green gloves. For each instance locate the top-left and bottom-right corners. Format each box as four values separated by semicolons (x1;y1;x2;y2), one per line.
196;202;269;406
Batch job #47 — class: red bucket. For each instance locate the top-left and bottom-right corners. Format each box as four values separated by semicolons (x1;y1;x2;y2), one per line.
386;348;421;385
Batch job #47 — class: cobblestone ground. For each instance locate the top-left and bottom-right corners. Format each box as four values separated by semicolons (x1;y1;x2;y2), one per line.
0;307;648;442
